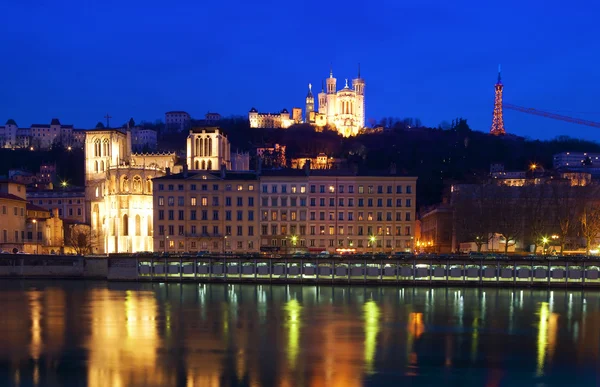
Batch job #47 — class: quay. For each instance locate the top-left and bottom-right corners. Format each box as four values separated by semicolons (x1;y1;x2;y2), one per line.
1;254;600;288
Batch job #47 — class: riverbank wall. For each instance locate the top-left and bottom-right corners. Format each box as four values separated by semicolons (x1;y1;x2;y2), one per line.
3;254;600;288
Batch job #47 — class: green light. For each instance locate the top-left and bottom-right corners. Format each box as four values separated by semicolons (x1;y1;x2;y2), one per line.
363;300;380;374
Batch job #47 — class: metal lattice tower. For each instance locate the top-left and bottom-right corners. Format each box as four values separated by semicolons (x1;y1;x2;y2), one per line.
490;66;506;135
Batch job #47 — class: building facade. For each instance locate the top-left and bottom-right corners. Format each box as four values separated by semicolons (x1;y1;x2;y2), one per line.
130;127;158;150
27;189;87;223
84;128;177;253
0;180;27;252
186;127;232;171
0;118;80;149
151;168;417;255
152;169;259;253
419;204;453;254
248;108;297;129
165;111;191;132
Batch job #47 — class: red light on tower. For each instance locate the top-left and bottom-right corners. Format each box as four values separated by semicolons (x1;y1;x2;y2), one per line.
490;65;506;136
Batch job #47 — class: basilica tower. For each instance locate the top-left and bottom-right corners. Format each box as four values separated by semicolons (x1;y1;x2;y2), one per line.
318;81;327;114
326;68;337;124
352;64;365;129
305;83;315;123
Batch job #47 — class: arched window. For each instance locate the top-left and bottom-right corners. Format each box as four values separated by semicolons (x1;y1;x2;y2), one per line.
122;214;129;236
207;160;212;170
208;138;212;156
201;160;206;170
100;160;105;171
195;160;199;169
200;138;204;157
94;139;100;157
94;160;98;173
195;138;200;156
204;137;209;156
122;176;129;192
92;204;99;229
135;215;141;236
132;176;142;193
102;139;109;157
147;215;152;236
146;177;152;193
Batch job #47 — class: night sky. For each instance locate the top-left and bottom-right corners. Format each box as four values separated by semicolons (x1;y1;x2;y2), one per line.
2;0;600;140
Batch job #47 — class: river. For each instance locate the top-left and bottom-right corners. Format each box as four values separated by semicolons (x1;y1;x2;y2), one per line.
0;281;597;386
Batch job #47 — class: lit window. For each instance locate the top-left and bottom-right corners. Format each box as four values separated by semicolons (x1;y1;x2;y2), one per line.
237;184;243;191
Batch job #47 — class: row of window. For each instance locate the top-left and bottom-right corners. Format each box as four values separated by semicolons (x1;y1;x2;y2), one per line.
157;183;255;192
32;199;82;205
158;196;255;207
158;225;255;237
159;240;255;250
260;210;412;222
1;230;24;243
259;225;412;236
1;206;24;217
262;184;413;194
264;238;412;249
158;209;256;221
306;197;411;208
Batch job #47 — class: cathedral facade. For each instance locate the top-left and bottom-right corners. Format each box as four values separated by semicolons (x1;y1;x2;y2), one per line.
84;129;176;254
306;67;365;137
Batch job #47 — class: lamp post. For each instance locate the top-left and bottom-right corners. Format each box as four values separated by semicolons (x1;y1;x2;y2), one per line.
164;235;169;253
32;219;38;254
541;237;549;256
370;235;376;256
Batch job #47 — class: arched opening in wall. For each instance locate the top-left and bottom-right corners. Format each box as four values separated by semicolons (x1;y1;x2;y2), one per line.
135;215;141;236
147;215;152;236
195;160;199;169
100;160;105;172
132;176;142;193
102;139;109;156
208;138;212;156
201;160;206;170
94;161;98;173
207;160;212;170
94;139;100;157
146;177;152;193
122;214;129;236
121;176;129;192
204;138;209;156
195;138;200;156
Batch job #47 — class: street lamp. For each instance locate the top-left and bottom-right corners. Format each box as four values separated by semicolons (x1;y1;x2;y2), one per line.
32;219;38;254
164;235;169;253
541;237;549;255
370;235;376;255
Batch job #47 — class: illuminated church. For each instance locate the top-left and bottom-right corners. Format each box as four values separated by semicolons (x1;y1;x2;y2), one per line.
305;66;365;137
249;66;365;137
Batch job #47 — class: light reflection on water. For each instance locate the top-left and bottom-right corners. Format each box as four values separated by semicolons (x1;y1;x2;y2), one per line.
0;282;597;386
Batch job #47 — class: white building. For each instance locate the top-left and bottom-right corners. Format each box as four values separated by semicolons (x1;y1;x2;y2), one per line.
248;108;298;129
0;119;18;148
165;111;191;132
130;127;158;150
30;118;74;149
186;127;231;171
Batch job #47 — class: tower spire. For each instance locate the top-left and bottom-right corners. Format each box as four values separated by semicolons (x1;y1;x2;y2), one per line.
497;64;502;83
490;67;506;136
321;80;324;92
329;63;333;78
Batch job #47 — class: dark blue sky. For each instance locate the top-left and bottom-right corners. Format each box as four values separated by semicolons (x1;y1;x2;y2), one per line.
2;0;600;140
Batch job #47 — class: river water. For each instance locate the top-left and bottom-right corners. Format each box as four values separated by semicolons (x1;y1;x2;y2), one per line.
0;281;597;386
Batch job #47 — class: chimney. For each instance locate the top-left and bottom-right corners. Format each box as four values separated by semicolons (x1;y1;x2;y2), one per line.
183;164;188;178
304;159;311;176
165;167;171;176
389;162;397;175
220;163;226;179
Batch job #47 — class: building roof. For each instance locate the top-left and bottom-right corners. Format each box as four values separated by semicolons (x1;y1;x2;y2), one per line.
27;203;50;213
5;119;16;126
0;193;26;202
154;170;258;181
166;111;190;115
189;126;227;135
51;118;60;125
249;107;258;113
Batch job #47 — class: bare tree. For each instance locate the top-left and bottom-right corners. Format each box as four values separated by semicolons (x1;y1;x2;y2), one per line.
67;224;95;256
522;183;551;253
580;203;600;254
452;184;493;252
551;183;580;254
491;185;523;254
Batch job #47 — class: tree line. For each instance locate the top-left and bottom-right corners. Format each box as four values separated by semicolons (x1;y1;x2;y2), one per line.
453;181;600;254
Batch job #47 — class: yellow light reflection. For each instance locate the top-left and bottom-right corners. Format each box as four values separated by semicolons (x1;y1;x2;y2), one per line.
28;291;43;361
363;300;380;374
285;299;302;369
537;302;548;376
